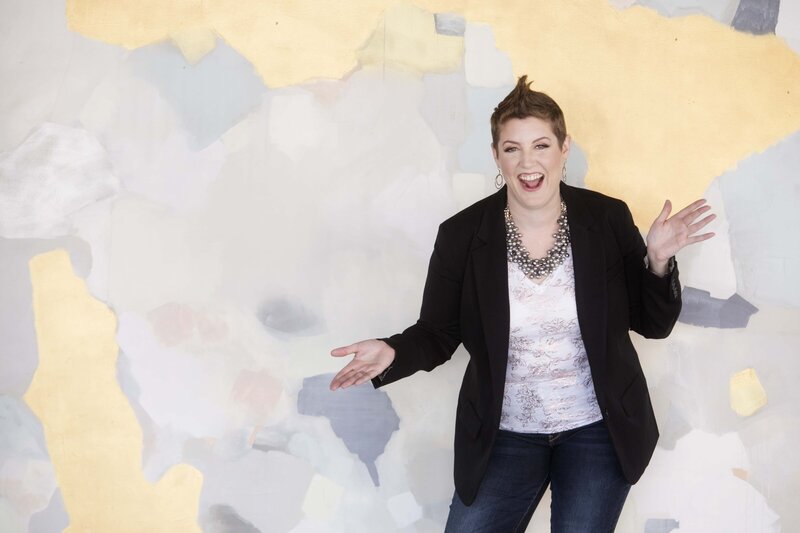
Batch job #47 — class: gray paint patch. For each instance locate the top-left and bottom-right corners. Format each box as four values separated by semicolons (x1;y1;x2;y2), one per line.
645;518;680;532
434;13;466;36
297;373;400;485
129;41;266;149
678;287;758;328
732;0;780;34
256;297;321;336
28;488;69;533
0;236;91;395
201;504;261;533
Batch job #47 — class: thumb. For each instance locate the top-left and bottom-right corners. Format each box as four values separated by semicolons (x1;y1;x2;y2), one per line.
331;343;358;357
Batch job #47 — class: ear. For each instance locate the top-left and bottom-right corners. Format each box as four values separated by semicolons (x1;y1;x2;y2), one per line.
561;135;571;158
491;143;500;166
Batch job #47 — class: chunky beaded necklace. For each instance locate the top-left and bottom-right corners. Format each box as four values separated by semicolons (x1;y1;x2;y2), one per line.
504;200;570;280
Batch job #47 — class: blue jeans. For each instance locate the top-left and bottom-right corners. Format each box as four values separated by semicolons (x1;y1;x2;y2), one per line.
444;419;631;532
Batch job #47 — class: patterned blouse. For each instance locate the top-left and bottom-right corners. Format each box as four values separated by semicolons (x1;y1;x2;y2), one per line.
499;251;603;433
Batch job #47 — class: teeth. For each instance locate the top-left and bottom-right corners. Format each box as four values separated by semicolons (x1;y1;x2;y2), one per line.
520;173;544;182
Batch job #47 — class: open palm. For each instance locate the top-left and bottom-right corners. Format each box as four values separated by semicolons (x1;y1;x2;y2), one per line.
646;198;716;264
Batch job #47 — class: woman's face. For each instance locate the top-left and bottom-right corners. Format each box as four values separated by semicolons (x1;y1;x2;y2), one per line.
492;116;570;216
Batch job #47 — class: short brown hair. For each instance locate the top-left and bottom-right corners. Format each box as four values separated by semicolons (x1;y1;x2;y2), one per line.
490;75;567;149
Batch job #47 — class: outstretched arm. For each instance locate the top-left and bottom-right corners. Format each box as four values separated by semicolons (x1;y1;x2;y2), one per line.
328;222;465;391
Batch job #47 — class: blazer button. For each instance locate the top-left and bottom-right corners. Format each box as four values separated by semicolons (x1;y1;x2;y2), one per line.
604;408;609;418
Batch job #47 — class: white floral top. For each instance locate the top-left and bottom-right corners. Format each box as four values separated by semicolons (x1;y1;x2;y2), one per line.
499;252;603;433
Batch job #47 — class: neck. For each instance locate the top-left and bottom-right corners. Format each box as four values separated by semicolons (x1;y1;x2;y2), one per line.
507;197;562;232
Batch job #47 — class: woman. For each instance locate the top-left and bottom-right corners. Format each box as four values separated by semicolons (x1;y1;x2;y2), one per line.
329;76;715;532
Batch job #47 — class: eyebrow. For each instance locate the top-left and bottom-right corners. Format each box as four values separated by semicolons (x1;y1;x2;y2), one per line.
502;136;551;145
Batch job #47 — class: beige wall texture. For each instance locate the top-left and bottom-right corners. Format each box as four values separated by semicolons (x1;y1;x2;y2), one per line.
1;0;799;532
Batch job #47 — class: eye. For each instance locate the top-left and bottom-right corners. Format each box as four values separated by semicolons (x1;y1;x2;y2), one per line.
535;144;550;149
504;146;518;153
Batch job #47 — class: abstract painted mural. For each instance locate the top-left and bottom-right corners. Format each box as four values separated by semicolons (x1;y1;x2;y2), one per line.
1;1;799;531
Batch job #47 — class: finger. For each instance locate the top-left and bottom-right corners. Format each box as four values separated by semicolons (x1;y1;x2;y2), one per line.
331;343;359;357
682;204;712;224
329;361;366;390
688;213;716;234
339;368;372;389
672;198;708;220
656;199;672;223
687;232;716;245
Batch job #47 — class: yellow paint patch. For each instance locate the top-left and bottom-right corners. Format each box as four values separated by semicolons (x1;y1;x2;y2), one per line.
66;0;800;224
730;367;767;417
357;3;463;74
67;0;206;49
24;250;202;533
422;0;800;224
171;26;218;64
202;0;385;85
732;467;749;480
301;474;343;521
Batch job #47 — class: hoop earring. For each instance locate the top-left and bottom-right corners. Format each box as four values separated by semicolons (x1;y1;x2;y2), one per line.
561;164;567;182
495;171;504;189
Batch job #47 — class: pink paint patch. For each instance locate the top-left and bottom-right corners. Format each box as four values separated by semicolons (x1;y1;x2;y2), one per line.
232;370;282;421
147;302;195;346
196;313;228;342
147;303;229;345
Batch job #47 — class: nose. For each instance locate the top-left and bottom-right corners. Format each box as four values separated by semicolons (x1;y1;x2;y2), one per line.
520;147;538;168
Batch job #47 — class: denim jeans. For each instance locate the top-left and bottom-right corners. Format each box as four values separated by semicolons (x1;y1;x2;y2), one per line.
444;419;631;533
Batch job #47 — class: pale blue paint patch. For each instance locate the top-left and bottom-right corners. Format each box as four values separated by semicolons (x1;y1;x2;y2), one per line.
565;140;588;188
656;400;692;450
634;0;739;24
0;396;58;531
0;237;91;396
718;129;800;307
28;489;68;533
645;518;680;532
297;373;400;485
129;40;266;149
115;348;166;483
434;13;466;36
185;441;312;533
732;0;780;34
458;86;512;175
679;286;758;328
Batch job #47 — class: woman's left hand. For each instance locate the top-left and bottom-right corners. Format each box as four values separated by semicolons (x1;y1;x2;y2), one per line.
646;198;716;275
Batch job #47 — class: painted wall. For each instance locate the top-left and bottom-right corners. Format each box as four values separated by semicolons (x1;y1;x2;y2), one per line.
1;1;799;531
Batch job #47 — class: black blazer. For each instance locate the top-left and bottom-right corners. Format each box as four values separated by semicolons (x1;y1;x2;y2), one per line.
372;182;681;506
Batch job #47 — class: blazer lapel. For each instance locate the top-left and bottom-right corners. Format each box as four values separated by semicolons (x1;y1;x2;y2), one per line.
470;186;510;397
560;182;608;369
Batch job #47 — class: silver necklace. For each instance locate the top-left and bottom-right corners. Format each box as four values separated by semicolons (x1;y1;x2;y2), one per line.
504;200;570;279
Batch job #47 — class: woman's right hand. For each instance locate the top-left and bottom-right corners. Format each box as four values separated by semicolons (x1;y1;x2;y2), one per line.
329;339;396;391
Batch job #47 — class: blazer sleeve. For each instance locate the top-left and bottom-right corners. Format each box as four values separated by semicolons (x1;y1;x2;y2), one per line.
616;201;682;339
371;222;464;388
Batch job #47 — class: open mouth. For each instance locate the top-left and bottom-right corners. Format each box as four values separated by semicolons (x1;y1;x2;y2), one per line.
519;173;544;192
